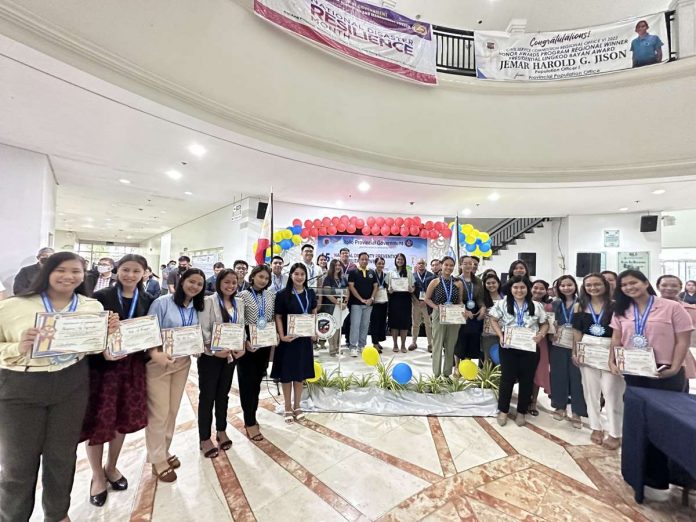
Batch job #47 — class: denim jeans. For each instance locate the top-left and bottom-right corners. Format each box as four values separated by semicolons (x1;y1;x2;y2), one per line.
349;304;373;349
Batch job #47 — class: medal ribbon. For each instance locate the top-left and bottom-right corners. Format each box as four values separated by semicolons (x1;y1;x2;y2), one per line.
117;287;139;320
633;295;654;337
178;304;195;327
41;292;78;313
514;301;528;327
588;304;604;327
415;271;426;289
217;295;238;323
293;288;310;314
464;280;474;303
561;298;576;326
251;288;266;322
441;277;453;304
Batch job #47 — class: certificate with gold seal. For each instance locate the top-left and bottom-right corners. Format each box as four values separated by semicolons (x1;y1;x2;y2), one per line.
108;315;162;356
287;314;316;338
162;325;204;358
614;346;658;378
439;304;467;324
32;311;110;358
211;323;245;352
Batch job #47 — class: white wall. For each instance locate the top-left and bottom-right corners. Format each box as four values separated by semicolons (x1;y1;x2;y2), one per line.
0;143;55;293
661;209;696;248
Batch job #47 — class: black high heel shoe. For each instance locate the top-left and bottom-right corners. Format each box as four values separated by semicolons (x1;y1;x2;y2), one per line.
89;480;108;507
105;467;128;491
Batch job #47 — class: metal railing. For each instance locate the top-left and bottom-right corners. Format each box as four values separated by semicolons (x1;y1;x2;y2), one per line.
433;10;677;76
489;218;548;254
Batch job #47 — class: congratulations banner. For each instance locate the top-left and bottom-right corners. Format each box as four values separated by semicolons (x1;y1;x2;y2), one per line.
474;12;668;81
317;235;428;268
254;0;437;84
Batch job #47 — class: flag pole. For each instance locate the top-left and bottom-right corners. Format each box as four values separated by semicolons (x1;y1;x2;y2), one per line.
270;188;274;264
455;213;460;273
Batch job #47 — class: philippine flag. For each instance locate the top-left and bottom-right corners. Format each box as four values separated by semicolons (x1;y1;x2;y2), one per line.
254;197;272;265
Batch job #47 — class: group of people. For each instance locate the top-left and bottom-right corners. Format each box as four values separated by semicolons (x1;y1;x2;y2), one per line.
1;246;695;521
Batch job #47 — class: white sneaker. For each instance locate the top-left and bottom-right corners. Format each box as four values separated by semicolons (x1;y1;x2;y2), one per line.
349;348;358;357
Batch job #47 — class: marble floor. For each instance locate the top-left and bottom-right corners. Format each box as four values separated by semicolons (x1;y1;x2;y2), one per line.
27;343;696;521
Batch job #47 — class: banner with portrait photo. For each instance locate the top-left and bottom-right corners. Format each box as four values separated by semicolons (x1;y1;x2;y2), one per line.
254;0;437;84
317;235;428;269
474;12;669;81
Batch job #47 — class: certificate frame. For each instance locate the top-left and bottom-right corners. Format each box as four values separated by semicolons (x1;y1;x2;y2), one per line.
287;314;317;338
390;277;409;293
32;311;110;358
575;340;611;372
211;323;245;352
553;326;574;349
504;326;537;353
162;325;204;358
614;346;658;378
108;315;162;356
249;324;279;349
439;304;467;324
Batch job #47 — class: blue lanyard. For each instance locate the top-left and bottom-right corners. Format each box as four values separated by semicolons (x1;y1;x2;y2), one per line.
117;287;139;320
588;304;604;326
514;301;528;326
633;295;654;337
376;272;385;287
272;274;283;292
560;298;576;325
40;292;78;313
463;280;474;302
217;295;238;323
441;277;453;304
178;305;195;327
305;263;315;280
293;288;310;314
415;271;426;288
251;288;266;320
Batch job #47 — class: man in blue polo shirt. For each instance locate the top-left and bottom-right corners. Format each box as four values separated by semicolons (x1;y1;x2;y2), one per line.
347;252;378;357
630;20;663;68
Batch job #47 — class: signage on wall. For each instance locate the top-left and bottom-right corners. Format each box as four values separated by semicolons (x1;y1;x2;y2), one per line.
230;203;243;222
316;235;428;268
617;251;650;278
603;229;620;248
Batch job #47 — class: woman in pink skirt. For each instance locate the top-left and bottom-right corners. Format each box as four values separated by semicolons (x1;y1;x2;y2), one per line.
530;280;553;415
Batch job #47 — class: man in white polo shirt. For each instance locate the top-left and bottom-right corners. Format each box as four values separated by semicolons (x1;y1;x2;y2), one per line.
301;244;319;288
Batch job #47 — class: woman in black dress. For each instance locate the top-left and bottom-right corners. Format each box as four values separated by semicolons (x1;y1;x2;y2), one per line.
370;257;389;352
272;263;317;422
388;253;414;353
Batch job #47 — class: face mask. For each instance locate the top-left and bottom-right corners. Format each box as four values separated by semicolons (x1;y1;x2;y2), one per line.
97;265;112;274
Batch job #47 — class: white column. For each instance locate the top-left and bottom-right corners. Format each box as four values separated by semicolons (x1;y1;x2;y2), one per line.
677;0;696;57
0;143;56;293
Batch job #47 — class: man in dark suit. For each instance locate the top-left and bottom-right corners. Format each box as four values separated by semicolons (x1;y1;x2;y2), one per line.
13;247;54;295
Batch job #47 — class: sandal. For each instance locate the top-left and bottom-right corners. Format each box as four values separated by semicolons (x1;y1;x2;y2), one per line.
216;432;233;451
293;408;306;421
284;410;294;424
400;347;407;353
570;415;583;429
167;455;181;469
408;343;418;351
151;464;177;483
199;440;219;458
590;430;604;445
602;436;621;450
552;409;567;421
528;408;539;417
245;425;264;442
392;346;399;353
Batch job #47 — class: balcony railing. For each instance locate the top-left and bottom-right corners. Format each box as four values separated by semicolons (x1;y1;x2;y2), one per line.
433;10;677;77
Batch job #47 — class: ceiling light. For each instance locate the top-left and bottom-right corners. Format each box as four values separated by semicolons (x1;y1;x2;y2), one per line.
619;207;628;211
126;235;133;239
85;217;94;222
652;189;666;195
462;208;472;216
184;191;193;196
188;143;207;157
335;200;343;206
84;224;94;228
58;212;64;216
105;218;112;222
166;169;182;180
119;178;131;184
487;192;500;201
358;181;370;192
160;210;167;214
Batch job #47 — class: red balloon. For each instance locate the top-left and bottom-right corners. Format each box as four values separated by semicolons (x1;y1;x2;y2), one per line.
322;217;330;226
362;226;371;236
300;228;310;239
419;230;429;239
293;218;302;227
413;216;422;226
331;216;340;225
310;228;320;238
350;216;357;224
390;225;399;235
441;227;452;239
381;224;390;236
424;220;434;230
434;221;444;232
355;218;365;229
328;225;338;235
319;226;327;235
429;230;439;239
371;224;380;235
400;227;409;237
346;224;357;234
395;217;404;227
385;217;394;227
376;217;385;227
367;216;376;227
304;219;312;229
410;225;419;236
340;215;349;223
404;218;413;228
337;222;347;233
313;219;321;228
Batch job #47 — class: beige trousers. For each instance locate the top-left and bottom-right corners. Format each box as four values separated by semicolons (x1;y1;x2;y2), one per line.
411;298;433;347
145;357;191;468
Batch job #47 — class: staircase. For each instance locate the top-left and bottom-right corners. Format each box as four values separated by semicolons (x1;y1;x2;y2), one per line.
488;218;549;255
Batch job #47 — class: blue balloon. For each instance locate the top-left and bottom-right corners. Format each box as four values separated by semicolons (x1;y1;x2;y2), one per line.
292;225;302;235
279;239;293;250
480;243;491;253
475;238;482;246
489;343;500;365
391;363;412;385
465;242;477;253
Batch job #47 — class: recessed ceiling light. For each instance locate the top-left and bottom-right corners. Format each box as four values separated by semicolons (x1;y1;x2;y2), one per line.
126;235;133;239
119;178;131;184
166;169;182;180
487;192;500;201
85;217;94;222
84;224;94;228
462;208;472;216
188;143;207;157
652;189;666;195
184;191;193;196
619;207;629;211
105;218;112;221
160;210;167;214
58;212;64;216
358;181;370;192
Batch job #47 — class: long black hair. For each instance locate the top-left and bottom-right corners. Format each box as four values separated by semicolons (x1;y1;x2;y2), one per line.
531;279;552;304
215;269;239;323
115;254;148;294
504;275;535;316
554;275;578;303
394;253;407;278
284;263;311;308
248;264;271;290
614;269;656;317
482;272;502;308
578;273;613;325
508;260;529;279
173;268;206;311
25;252;89;297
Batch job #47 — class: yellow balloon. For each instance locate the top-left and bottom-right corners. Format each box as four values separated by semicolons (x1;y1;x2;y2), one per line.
283;229;292;239
291;235;302;245
473;248;483;257
458;359;478;380
265;247;271;257
461;224;474;235
362;346;380;366
465;234;477;245
479;232;490;242
483;249;493;258
307;361;322;383
273;231;283;242
272;244;282;254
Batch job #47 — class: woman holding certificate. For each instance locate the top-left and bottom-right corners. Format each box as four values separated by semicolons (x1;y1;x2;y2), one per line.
81;254;155;507
370;257;389;352
146;268;206;482
0;252;118;522
571;273;623;449
481;273;503;361
198;269;245;459
654;275;696;378
529;280;553;417
548;276;587;428
609;270;693;393
239;265;277;442
387;253;414;353
454;256;486;370
424;257;465;378
488;276;549;427
272;263;318;422
322;260;347;356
